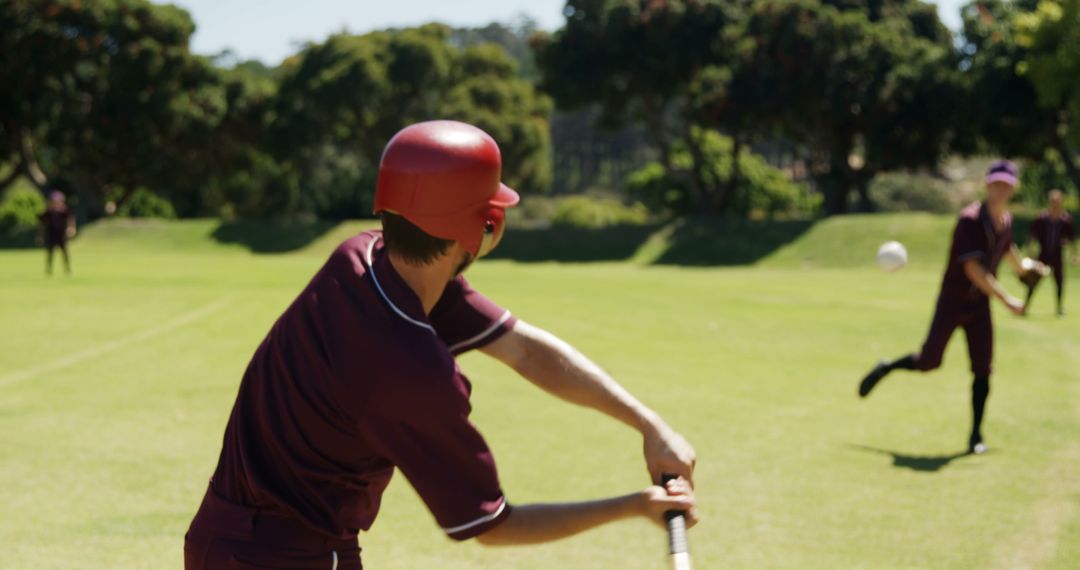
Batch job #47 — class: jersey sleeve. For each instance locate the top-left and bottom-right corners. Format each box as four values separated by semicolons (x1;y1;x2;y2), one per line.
954;217;986;264
357;364;511;540
1065;218;1076;242
430;276;516;355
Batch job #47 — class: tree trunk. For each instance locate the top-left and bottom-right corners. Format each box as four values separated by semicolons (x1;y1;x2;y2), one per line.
819;176;846;215
854;170;875;213
820;158;853;216
680;126;713;214
0;156;24;192
19;129;50;193
718;135;743;215
1053;136;1080;197
639;101;707;213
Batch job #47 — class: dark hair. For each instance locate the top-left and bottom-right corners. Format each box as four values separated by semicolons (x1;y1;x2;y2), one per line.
380;212;454;265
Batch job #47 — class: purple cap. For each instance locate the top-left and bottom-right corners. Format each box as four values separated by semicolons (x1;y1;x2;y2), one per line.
985;160;1019;187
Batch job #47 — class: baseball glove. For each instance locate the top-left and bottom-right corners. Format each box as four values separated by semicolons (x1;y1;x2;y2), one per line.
1019;268;1043;288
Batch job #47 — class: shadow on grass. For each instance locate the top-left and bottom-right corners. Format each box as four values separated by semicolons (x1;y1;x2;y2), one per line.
652;218;816;266
849;444;978;473
486;224;662;263
0;215;824;263
211;219;340;253
487;217;819;265
0;228;39;249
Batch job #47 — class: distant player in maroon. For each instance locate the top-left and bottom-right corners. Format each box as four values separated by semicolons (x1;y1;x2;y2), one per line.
857;161;1046;455
185;121;698;570
37;190;76;276
1025;189;1077;316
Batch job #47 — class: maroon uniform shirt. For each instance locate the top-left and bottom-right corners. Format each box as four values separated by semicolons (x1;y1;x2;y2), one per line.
913;202;1012;376
1029;211;1075;264
39;206;72;244
939;201;1014;303
210;230;515;542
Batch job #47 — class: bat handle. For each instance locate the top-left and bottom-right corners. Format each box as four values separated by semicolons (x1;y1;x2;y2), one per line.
661;473;692;570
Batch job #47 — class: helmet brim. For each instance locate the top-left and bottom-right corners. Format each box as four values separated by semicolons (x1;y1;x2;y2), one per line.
490;183;520;208
985;173;1019;188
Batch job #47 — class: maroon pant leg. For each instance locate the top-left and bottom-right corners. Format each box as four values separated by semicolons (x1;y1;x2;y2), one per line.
914;303;963;372
185;487;362;570
961;302;993;376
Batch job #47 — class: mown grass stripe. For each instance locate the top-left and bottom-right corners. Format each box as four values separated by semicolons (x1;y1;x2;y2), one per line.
0;298;229;388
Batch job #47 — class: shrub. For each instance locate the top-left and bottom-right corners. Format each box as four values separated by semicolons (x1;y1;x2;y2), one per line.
550;195;650;229
506;195;559;228
0;184;46;233
117;188;177;219
733;152;818;219
627;129;815;218
627;163;693;214
869;172;955;213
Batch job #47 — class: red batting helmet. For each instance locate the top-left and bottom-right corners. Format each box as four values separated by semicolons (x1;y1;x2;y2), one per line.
373;120;519;257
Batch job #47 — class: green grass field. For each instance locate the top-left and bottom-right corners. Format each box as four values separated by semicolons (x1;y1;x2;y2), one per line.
2;215;1078;569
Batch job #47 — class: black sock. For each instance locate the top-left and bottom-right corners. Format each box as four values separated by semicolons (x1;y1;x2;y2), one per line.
971;374;990;439
887;354;917;372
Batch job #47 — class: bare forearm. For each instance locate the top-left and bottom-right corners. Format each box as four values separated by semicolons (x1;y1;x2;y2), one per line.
481;321;698;482
477;493;642;546
1006;245;1024;274
507;322;658;431
964;260;1011;303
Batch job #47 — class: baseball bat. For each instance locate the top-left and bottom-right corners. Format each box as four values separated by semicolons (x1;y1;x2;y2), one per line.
661;473;692;570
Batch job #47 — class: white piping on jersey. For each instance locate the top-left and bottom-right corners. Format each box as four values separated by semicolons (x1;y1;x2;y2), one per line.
442;496;507;535
448;310;512;353
365;236;437;334
331;550;338;570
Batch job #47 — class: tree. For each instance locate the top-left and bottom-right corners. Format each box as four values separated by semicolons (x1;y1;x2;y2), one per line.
269;25;552;219
450;18;543;81
0;0;231;217
1014;0;1080;193
175;58;294;218
533;0;744;215
534;0;962;216
709;0;963;214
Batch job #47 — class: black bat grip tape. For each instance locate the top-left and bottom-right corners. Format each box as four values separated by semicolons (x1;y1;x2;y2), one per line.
661;474;689;555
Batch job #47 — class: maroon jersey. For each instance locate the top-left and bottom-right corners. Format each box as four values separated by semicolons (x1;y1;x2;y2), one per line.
211;230;516;542
39;206;71;242
940;202;1014;302
1029;211;1075;263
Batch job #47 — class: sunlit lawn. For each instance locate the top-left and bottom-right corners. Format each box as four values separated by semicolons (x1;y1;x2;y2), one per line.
1;218;1078;568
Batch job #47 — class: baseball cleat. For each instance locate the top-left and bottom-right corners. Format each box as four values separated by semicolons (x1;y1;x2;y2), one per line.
858;361;889;398
968;434;987;455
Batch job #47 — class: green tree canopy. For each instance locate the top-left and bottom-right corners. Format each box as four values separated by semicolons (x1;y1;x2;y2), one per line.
267;25;552;218
710;0;963;214
533;0;744;214
0;0;231;217
1014;0;1080;192
535;0;962;216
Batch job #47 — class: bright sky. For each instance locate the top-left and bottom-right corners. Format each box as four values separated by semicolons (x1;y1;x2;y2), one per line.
169;0;969;65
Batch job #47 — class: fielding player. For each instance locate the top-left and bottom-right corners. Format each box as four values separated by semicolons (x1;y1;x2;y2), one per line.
37;190;76;276
184;121;697;569
1024;189;1077;317
857;161;1044;455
